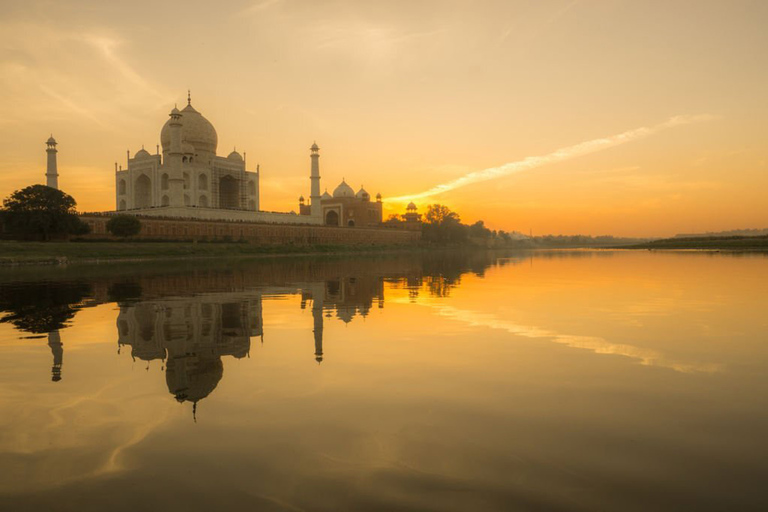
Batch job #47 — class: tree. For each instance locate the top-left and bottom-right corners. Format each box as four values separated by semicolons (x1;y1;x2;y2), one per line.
384;213;404;227
468;220;492;238
422;204;468;244
424;204;461;226
106;214;142;238
0;185;89;240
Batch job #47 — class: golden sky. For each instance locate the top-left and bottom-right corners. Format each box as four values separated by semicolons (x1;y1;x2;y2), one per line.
0;0;766;236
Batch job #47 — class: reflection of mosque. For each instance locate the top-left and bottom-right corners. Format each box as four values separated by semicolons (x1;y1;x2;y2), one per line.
116;276;384;417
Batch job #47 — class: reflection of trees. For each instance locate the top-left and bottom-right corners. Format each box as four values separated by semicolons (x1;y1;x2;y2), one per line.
0;281;92;333
399;250;523;299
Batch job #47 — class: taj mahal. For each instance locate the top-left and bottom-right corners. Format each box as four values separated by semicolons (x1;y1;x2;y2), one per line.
113;93;384;228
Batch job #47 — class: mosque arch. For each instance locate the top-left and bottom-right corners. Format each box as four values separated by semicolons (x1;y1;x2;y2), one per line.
182;156;188;163
118;199;126;211
161;173;169;190
347;219;356;227
134;174;151;209
183;172;190;190
118;179;126;195
161;195;169;206
184;194;191;206
198;174;208;190
325;210;339;226
199;195;208;207
219;175;239;209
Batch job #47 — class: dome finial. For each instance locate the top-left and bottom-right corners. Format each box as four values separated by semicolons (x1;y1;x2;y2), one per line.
187;89;191;106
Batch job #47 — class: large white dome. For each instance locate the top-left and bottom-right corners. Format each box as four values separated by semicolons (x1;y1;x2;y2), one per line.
160;103;218;155
333;180;355;198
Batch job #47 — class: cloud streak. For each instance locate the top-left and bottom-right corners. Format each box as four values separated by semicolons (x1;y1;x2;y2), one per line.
390;114;715;203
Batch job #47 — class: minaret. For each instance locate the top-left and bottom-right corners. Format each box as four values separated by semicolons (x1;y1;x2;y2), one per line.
46;135;59;189
168;107;184;207
310;142;321;218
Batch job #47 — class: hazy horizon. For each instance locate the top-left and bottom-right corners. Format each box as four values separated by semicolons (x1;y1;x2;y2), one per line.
1;0;766;237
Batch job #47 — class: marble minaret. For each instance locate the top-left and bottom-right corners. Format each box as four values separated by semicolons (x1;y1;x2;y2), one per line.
46;135;58;189
310;142;321;218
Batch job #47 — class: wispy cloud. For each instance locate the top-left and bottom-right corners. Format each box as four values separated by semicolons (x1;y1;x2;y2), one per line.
390;114;716;203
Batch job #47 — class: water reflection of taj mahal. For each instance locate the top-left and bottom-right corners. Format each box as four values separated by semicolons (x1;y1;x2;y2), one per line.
116;276;384;416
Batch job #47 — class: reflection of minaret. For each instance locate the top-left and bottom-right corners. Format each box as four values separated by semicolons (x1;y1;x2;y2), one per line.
313;296;324;364
48;330;63;382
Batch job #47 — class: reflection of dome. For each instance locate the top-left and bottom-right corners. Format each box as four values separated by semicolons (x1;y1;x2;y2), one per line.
227;150;242;161
135;148;152;159
356;187;370;201
165;355;223;404
333;180;354;198
161;103;218;155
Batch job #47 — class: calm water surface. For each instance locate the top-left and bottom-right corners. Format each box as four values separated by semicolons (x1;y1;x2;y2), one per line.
0;250;767;511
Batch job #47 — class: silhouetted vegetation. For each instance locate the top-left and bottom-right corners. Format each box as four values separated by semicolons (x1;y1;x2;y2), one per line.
627;235;768;251
0;281;92;333
0;185;90;240
106;214;142;238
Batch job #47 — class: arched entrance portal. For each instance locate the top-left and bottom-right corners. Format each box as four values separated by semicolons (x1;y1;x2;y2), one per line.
219;176;239;209
325;210;339;226
135;174;151;208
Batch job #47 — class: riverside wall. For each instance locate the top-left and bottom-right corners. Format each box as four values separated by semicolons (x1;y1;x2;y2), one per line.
80;213;420;246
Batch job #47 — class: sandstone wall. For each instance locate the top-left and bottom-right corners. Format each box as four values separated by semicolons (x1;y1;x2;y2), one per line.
80;213;420;246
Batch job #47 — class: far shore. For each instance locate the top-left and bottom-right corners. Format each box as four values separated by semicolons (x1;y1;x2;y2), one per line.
623;235;768;252
2;235;767;267
0;240;424;267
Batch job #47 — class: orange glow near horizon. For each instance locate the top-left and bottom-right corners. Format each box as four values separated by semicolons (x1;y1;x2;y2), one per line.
1;1;767;237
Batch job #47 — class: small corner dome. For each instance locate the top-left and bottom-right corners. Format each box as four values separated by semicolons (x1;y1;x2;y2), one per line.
407;201;417;210
321;190;332;200
310;142;319;151
46;135;57;145
356;187;370;200
333;180;355;198
299;195;305;201
135;148;152;159
227;150;243;161
376;192;382;198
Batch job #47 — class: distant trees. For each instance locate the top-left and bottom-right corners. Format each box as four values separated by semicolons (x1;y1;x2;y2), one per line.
384;213;405;227
0;185;89;240
106;214;142;238
422;204;468;244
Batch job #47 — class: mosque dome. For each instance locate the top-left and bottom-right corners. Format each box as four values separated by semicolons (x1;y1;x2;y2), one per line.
356;187;370;201
333;180;355;198
227;150;243;161
161;102;218;155
134;148;152;159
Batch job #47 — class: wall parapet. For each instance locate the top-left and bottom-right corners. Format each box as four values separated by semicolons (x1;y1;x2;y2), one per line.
80;213;420;246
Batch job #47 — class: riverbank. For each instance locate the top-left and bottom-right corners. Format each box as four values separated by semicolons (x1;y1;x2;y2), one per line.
625;235;768;251
0;240;419;266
